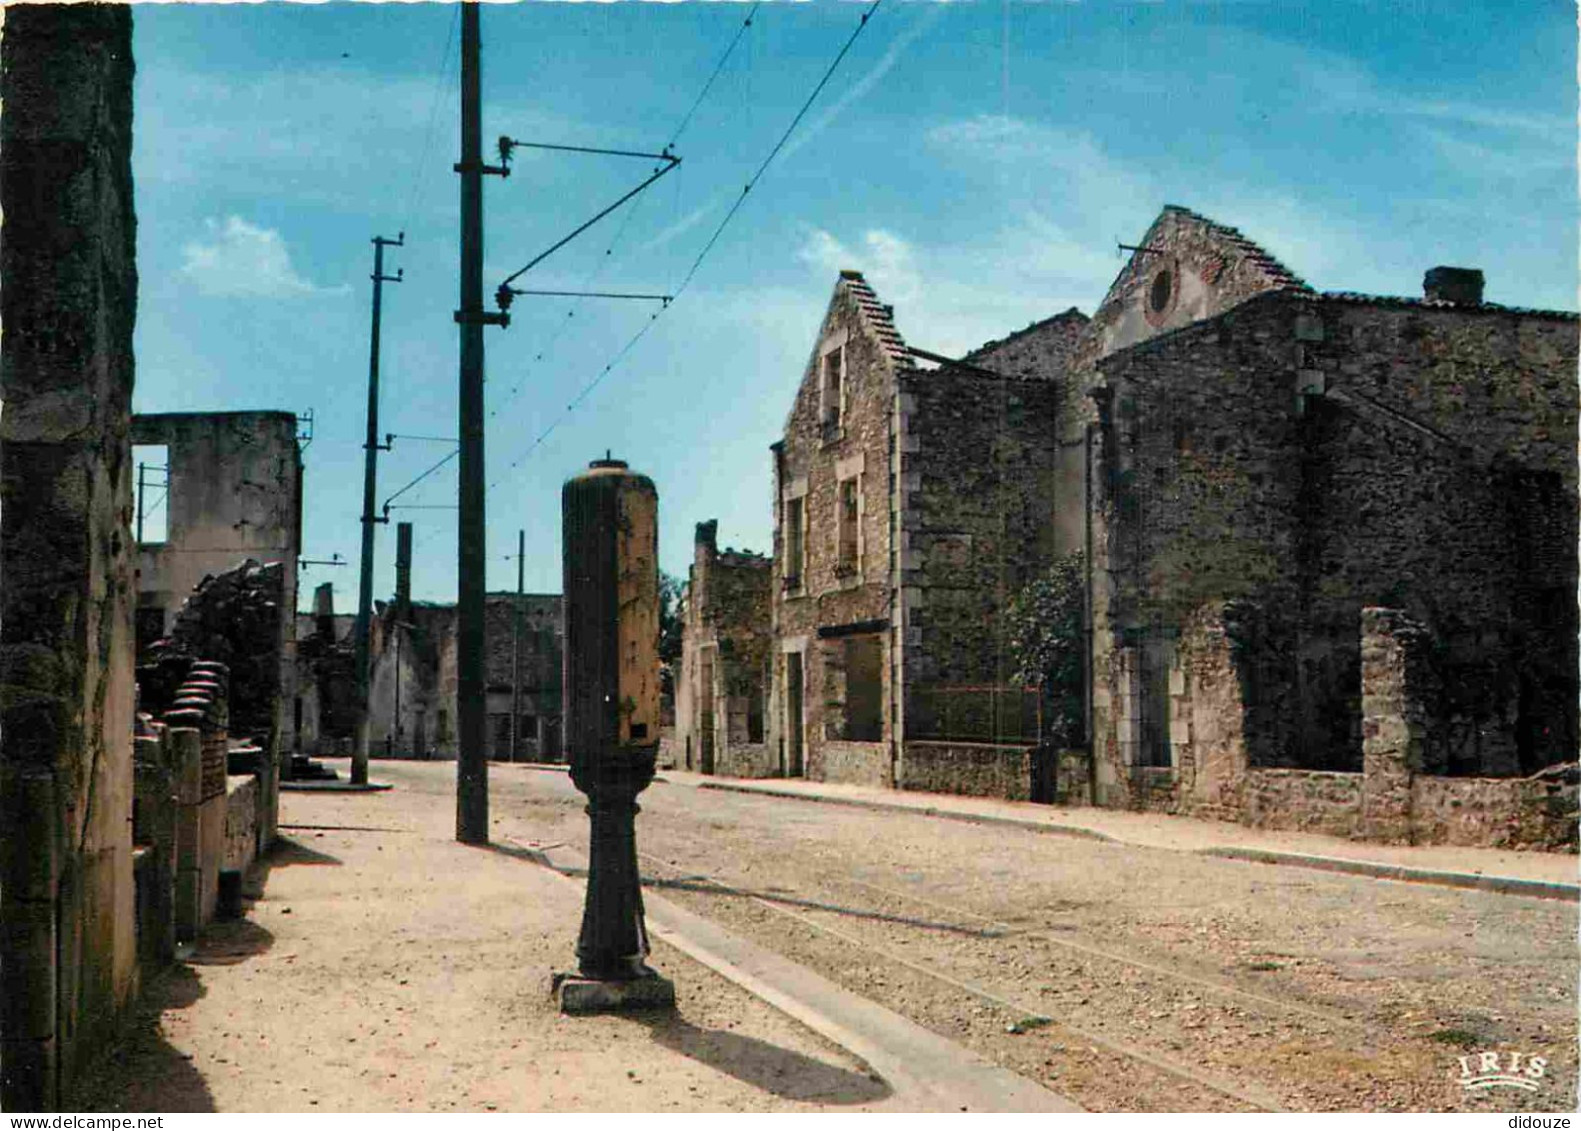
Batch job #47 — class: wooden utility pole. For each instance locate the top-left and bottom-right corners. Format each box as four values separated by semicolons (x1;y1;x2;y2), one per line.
455;1;508;842
353;232;402;787
511;528;524;762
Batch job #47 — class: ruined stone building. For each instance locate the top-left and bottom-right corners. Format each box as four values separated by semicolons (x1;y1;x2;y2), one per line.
130;412;302;824
1083;209;1577;847
292;581;356;756
763;209;1576;848
675;520;772;776
765;270;1086;794
294;584;564;762
131;411;303;650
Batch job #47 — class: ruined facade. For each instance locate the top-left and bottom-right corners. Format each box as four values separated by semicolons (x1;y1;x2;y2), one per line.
1085;215;1577;846
676;520;772;776
294;586;564;763
766;271;1082;795
131;411;303;651
0;6;140;1107
766;209;1576;848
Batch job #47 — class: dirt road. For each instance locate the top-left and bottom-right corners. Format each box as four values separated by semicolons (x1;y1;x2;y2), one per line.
70;759;1577;1113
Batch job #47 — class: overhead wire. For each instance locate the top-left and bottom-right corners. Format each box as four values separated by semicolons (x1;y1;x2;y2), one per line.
485;1;760;427
487;0;885;492
377;7;462;560
414;3;764;557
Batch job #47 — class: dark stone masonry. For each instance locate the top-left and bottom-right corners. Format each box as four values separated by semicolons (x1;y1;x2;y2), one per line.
721;206;1577;850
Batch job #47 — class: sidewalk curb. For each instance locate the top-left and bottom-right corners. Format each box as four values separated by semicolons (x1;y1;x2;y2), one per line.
689;780;1577;902
515;839;1081;1113
1198;846;1580;903
692;781;1116;843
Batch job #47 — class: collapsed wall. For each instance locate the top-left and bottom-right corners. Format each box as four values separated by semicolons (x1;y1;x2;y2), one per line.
139;558;285;846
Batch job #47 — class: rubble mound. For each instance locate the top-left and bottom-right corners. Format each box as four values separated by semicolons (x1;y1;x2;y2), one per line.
140;558;284;741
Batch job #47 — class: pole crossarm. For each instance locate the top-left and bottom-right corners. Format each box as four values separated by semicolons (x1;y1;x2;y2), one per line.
500;138;678;164
386;433;460;446
495;146;682;297
382;446;459;514
496;286;672;311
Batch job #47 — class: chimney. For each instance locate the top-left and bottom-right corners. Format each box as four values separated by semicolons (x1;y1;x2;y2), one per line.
312;581;335;638
1423;266;1484;305
395;521;413;616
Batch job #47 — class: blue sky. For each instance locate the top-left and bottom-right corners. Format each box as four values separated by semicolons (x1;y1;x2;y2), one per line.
130;1;1577;607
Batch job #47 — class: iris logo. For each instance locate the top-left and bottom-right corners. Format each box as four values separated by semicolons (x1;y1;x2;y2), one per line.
1456;1051;1547;1093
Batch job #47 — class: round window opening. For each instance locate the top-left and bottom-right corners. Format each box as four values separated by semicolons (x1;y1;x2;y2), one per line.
1149;270;1173;314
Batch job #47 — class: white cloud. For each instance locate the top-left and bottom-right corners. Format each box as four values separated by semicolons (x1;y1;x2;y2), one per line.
797;226;920;305
775;5;944;167
636;195;723;257
179;216;346;298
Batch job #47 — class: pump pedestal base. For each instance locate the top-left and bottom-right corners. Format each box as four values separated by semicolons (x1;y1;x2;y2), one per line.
553;968;675;1015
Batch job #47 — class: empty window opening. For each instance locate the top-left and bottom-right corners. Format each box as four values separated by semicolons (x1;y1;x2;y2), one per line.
1134;639;1173;768
821;347;844;438
837;477;860;575
785;652;805;776
844;634;883;742
490;713;512;757
1149;270;1173;314
747;684;765;744
133;444;170;543
784;496;805;591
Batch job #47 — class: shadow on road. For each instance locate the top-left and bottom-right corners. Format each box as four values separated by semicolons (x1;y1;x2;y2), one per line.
634;1011;892;1105
484;840;999;940
63;964;218;1113
264;835;344;867
643;874;1004;939
187;917;275;967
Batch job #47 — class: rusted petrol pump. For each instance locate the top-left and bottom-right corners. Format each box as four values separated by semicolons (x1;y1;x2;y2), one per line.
555;456;674;1012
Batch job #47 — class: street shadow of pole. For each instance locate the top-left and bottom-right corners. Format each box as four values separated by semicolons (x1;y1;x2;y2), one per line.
480;842;1000;940
631;1010;892;1106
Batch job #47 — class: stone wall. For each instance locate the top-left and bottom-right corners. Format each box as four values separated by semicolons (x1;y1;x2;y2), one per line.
0;6;140;1109
900;741;1032;801
677;520;772;776
816;740;892;788
140;559;284;848
223;775;260;873
770;272;903;785
714;740;775;779
1091;286;1577;817
131;412;302;641
898;365;1060;700
1411;767;1577;850
1302;300;1578;773
1242;769;1363;838
356;593;561;761
1165;602;1253;820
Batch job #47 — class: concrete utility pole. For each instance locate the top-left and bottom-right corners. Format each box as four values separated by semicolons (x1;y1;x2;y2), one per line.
511;528;525;762
352;232;403;787
394;521;413;751
455;0;509;843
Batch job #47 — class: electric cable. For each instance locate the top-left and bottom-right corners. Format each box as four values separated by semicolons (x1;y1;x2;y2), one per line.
487;0;885;493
